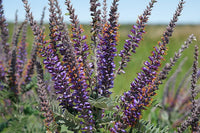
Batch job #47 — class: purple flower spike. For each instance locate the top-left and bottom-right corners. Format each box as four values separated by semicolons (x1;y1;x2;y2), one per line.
116;0;157;75
16;22;28;79
113;0;185;130
0;0;10;63
97;22;118;97
65;0;89;62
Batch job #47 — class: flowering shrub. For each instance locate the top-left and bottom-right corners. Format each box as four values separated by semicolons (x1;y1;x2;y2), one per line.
0;0;199;132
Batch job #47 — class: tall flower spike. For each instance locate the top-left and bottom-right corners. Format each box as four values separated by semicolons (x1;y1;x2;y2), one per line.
108;0;119;31
53;0;71;52
143;0;185;93
15;21;28;91
22;0;44;87
90;0;101;77
22;0;41;40
190;45;199;132
96;0;119;97
7;22;26;95
89;0;102;94
48;0;59;52
178;45;199;133
7;47;18;101
22;0;44;85
0;0;9;63
65;0;91;90
111;0;185;132
53;0;71;51
22;42;37;86
36;61;56;131
116;0;157;76
65;0;89;60
17;20;28;77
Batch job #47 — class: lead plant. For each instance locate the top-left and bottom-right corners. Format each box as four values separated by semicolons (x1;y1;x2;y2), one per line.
0;0;199;132
22;0;197;132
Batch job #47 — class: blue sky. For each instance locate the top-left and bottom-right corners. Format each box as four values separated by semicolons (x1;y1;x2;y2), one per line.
2;0;200;24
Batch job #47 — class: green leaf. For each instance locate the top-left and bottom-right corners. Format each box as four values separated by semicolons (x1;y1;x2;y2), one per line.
88;96;116;111
51;103;83;132
134;119;169;133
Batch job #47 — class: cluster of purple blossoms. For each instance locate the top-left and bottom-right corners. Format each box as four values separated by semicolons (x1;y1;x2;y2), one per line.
96;0;119;97
27;0;95;131
97;23;118;97
40;30;94;131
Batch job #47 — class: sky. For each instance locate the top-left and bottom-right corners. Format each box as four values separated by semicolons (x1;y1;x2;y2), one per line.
2;0;200;24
